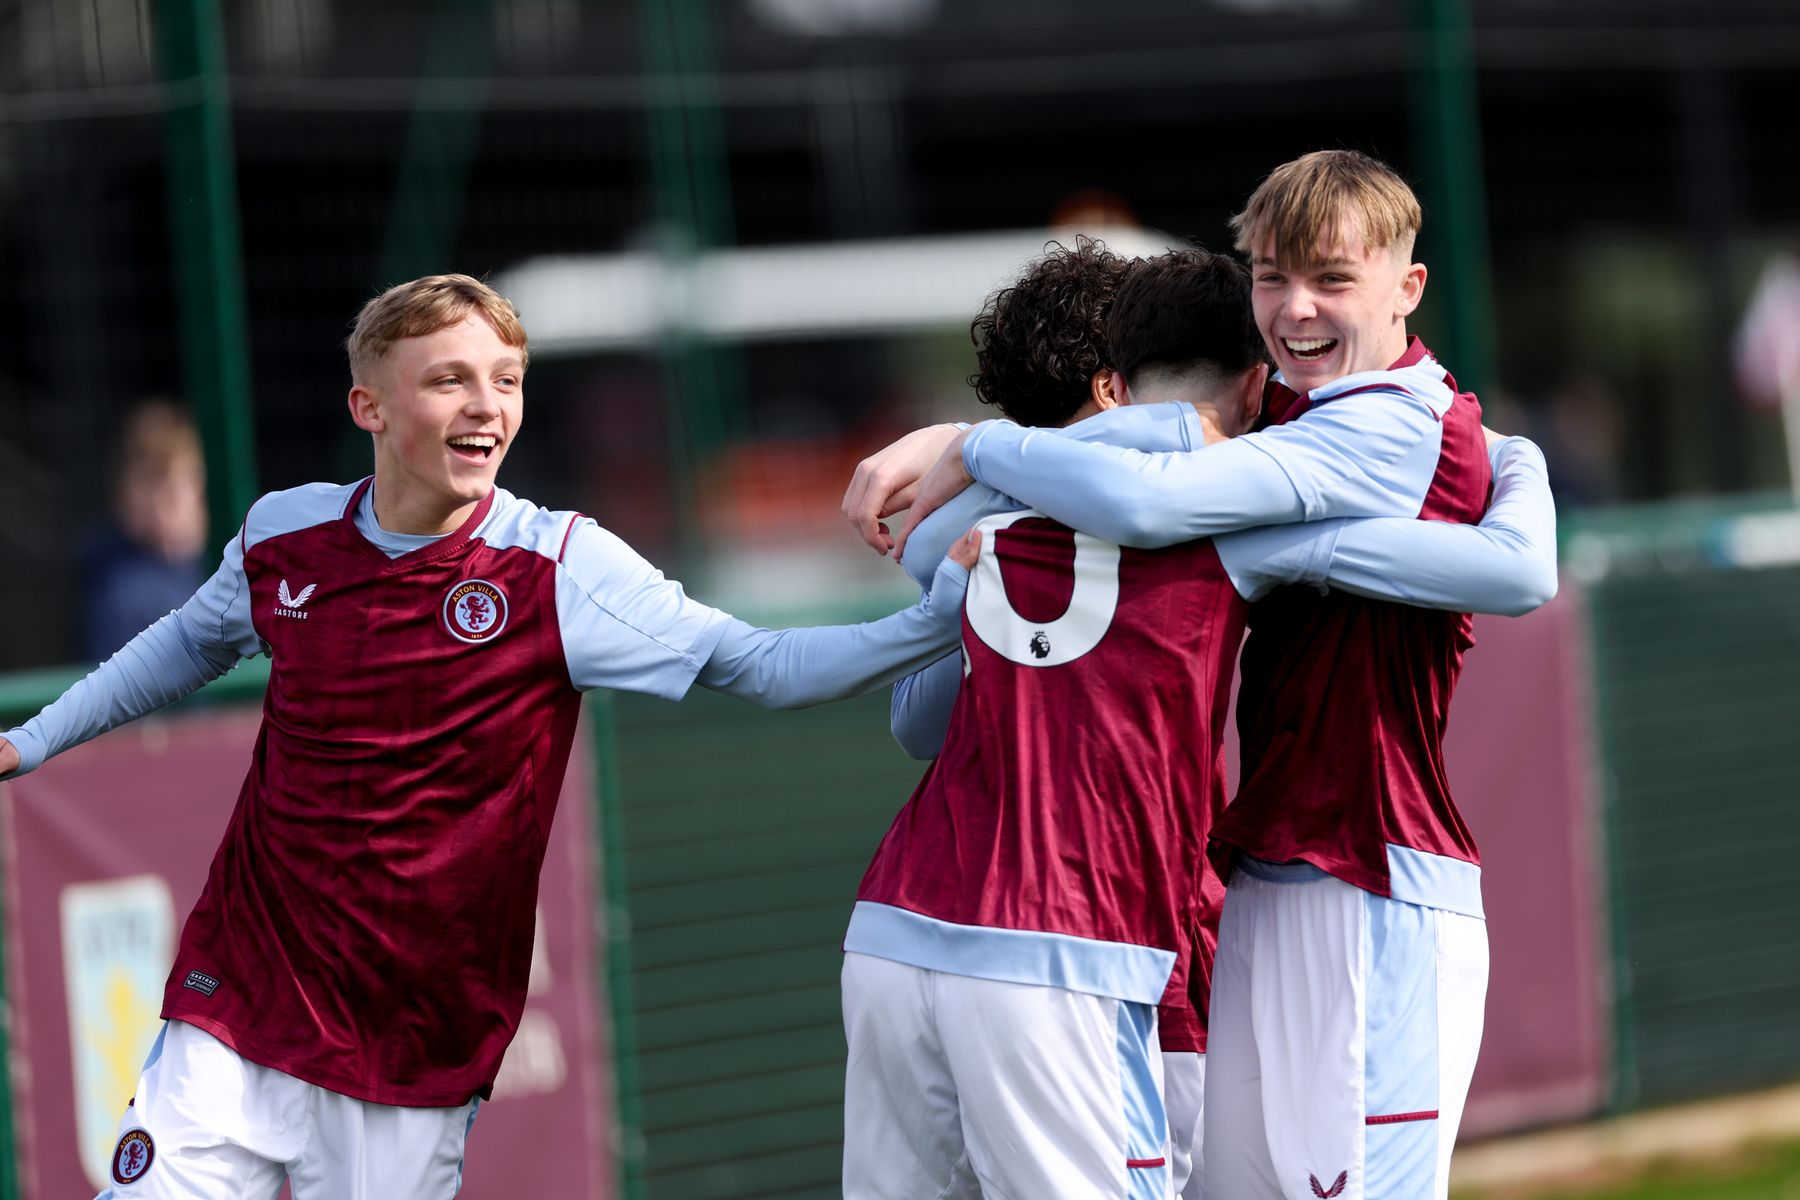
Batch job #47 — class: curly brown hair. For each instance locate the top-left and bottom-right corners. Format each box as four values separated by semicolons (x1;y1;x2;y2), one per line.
969;236;1132;427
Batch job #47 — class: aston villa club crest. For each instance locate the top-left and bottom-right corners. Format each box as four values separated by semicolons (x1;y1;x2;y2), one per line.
111;1129;156;1184
444;579;509;644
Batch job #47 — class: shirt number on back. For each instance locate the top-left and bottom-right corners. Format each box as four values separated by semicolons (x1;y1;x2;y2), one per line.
964;511;1120;668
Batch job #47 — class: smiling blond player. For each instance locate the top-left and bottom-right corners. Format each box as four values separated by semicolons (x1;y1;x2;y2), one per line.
0;275;979;1200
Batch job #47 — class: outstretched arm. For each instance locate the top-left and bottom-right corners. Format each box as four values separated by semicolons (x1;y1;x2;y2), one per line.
699;542;975;709
1216;436;1558;614
0;536;260;779
558;518;977;708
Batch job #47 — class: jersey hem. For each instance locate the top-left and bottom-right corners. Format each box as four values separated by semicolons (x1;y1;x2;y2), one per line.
160;1009;487;1108
1222;845;1483;919
843;900;1176;1005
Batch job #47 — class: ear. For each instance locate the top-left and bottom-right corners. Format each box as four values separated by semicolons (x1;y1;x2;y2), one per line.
348;383;384;434
1242;363;1270;429
1091;368;1128;410
1395;260;1427;319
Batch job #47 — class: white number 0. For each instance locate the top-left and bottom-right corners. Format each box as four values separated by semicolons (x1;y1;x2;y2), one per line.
963;511;1121;669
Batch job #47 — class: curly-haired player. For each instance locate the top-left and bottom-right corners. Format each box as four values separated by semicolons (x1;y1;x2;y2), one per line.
967;235;1133;427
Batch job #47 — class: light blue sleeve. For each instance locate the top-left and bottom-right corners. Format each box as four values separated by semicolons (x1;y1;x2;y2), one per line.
901;486;1028;593
901;402;1206;591
961;389;1446;547
1;533;257;777
697;559;970;709
889;651;963;759
558;521;734;698
557;520;734;698
883;403;1208;756
1057;401;1210;451
884;403;1209;757
1216;437;1559;615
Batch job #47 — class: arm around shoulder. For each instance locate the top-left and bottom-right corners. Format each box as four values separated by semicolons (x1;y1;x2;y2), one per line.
1306;435;1558;615
962;421;1307;547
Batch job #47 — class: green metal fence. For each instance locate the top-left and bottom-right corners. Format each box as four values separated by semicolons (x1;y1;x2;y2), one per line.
1567;497;1800;1111
602;685;933;1200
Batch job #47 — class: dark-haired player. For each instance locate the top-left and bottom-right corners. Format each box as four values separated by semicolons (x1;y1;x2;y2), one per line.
843;246;1554;1200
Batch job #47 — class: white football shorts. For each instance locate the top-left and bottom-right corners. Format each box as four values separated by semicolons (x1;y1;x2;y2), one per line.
1203;860;1488;1200
1163;1050;1206;1198
95;1018;480;1200
842;951;1174;1200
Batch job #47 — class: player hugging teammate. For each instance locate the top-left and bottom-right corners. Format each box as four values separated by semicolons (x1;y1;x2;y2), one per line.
841;150;1558;1199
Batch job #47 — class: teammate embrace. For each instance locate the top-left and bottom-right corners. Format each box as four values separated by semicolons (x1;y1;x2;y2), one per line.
0;148;1552;1200
839;150;1557;1200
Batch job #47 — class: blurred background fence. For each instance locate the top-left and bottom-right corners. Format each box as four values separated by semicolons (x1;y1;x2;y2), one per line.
2;0;1800;1197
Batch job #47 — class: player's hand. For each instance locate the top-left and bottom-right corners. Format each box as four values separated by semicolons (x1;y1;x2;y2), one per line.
894;428;975;563
0;737;19;780
842;423;963;555
947;527;982;571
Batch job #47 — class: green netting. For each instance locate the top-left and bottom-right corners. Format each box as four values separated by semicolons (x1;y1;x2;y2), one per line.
1571;498;1800;1109
604;685;930;1199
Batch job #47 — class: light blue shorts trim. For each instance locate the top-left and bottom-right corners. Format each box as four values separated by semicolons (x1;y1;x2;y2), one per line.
843;901;1175;1005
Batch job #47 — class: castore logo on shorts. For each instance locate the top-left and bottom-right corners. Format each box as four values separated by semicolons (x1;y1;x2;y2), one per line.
1310;1170;1348;1197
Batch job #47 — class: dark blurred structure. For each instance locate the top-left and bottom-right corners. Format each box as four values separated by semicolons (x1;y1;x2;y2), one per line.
2;0;1797;666
79;399;208;661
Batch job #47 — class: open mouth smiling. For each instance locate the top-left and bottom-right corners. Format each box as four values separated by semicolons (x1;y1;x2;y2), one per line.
447;434;498;462
1283;337;1338;363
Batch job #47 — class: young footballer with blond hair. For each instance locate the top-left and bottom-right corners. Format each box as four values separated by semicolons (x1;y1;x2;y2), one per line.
1;274;979;1200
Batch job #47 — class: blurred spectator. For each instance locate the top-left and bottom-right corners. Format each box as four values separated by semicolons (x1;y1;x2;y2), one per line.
1538;373;1626;510
79;401;208;661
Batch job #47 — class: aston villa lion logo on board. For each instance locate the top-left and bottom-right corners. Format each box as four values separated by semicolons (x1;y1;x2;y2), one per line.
444;579;509;644
111;1129;156;1184
62;874;175;1190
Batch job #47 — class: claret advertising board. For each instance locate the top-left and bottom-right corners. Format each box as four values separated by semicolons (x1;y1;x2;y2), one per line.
0;706;613;1199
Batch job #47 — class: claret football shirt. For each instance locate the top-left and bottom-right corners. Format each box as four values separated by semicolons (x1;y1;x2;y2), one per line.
850;508;1244;1018
7;477;970;1105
